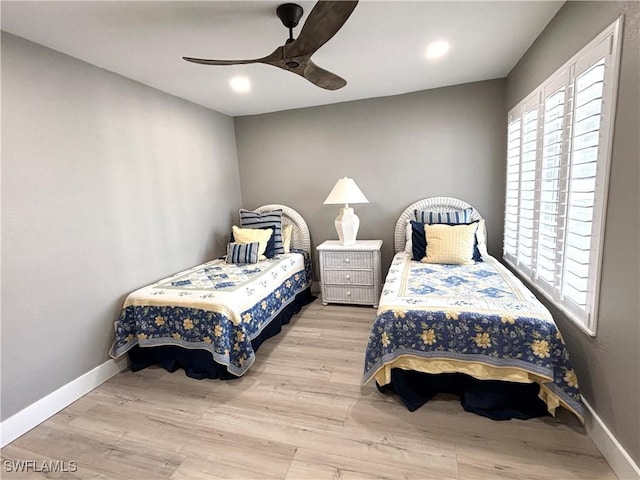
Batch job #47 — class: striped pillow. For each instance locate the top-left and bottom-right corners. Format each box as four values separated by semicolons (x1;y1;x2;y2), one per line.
226;242;260;264
239;209;284;255
414;208;473;224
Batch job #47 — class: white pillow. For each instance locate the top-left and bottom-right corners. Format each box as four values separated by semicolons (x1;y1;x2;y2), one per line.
404;222;413;253
282;224;293;253
476;219;488;258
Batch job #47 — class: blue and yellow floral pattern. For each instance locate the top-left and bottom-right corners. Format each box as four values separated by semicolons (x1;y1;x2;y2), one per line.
364;252;584;420
110;250;311;376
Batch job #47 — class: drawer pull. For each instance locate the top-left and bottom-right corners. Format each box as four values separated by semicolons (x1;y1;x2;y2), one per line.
346;291;351;296
345;275;350;280
345;258;350;263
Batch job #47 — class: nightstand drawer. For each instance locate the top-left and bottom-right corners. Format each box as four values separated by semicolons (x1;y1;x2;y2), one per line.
324;285;376;304
323;269;373;286
321;251;372;269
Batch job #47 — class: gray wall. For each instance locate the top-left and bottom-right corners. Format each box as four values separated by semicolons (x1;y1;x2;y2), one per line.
506;1;640;465
1;33;242;421
234;79;507;278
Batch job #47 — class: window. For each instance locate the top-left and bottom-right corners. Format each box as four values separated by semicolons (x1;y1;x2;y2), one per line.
503;17;622;336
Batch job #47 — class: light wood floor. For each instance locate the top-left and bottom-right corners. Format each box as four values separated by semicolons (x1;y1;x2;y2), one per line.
2;299;616;479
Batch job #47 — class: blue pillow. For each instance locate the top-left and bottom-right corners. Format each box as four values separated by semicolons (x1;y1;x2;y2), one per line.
226;242;260;264
411;220;427;262
240;209;284;255
411;220;482;262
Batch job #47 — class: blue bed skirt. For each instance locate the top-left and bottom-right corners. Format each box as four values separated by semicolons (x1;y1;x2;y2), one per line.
127;288;314;380
378;369;550;420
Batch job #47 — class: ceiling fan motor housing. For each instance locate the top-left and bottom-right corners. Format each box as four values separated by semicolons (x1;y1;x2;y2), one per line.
276;3;304;29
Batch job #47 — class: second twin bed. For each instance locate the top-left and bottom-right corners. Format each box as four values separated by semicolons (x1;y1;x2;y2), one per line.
363;197;584;421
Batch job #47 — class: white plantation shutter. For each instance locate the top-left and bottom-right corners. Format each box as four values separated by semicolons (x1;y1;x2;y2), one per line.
504;111;522;262
503;94;539;274
517;101;539;276
537;72;568;292
503;18;622;336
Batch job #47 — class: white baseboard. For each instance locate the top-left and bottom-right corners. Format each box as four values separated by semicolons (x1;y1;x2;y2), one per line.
583;397;640;480
0;357;128;448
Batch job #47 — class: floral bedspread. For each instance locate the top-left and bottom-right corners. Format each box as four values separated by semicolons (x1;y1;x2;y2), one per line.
363;251;584;420
110;250;311;376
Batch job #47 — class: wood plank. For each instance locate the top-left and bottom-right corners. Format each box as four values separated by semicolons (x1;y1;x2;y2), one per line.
285;447;458;480
8;421;183;479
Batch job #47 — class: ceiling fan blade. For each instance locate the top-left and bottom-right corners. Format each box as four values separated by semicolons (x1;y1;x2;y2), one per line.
300;60;347;90
183;46;283;67
182;57;261;66
285;1;358;58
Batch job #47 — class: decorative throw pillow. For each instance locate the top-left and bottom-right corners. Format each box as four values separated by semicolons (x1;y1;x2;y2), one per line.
411;221;427;261
259;226;276;258
421;223;478;265
414;208;473;225
475;218;488;258
282;224;293;253
411;220;482;262
239;209;284;255
226;242;260;264
405;222;413;254
231;225;272;258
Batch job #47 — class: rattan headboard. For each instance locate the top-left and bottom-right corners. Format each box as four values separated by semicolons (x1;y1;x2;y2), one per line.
254;204;311;254
394;197;485;253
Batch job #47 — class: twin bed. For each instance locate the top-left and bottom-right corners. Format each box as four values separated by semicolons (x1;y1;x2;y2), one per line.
110;204;313;379
110;197;583;422
363;197;584;421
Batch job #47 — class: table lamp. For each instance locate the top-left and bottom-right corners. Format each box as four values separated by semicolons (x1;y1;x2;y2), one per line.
323;177;369;246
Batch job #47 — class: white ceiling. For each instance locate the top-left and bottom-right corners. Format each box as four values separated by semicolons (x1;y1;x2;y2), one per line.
1;1;563;117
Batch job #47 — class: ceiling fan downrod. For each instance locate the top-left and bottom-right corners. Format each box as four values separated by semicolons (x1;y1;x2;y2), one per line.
276;3;304;43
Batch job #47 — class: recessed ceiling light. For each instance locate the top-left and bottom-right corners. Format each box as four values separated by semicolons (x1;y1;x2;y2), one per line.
229;76;251;93
425;40;451;60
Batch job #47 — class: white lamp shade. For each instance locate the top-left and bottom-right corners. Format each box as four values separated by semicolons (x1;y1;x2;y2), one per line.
323;177;369;206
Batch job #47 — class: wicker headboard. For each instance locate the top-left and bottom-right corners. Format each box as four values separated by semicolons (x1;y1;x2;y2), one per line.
394;197;485;253
254;204;311;254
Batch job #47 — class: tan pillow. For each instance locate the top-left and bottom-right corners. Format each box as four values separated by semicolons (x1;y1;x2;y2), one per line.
282;224;293;253
421;223;478;265
232;225;272;258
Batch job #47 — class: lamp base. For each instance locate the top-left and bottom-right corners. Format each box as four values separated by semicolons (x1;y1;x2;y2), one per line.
335;207;359;246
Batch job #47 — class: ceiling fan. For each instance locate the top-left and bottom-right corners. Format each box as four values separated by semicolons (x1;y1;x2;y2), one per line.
183;1;358;90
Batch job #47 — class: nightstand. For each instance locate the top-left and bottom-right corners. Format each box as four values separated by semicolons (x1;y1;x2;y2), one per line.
317;240;383;308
